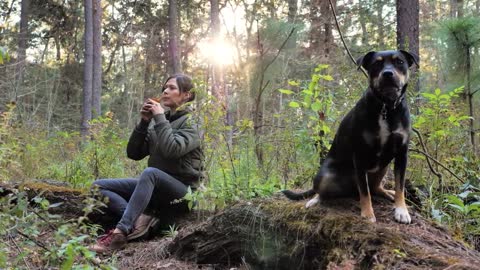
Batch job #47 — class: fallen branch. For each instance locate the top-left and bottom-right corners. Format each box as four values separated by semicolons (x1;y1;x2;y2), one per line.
411;127;443;185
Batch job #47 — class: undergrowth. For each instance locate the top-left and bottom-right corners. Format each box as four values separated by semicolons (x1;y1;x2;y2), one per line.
0;69;479;267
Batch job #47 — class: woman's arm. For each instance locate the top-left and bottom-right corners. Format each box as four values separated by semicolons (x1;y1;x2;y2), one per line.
126;119;150;160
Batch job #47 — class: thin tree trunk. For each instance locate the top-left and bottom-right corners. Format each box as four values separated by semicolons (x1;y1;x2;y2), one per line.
168;0;182;74
92;0;102;117
457;0;464;17
450;0;458;17
210;0;224;104
287;0;297;23
81;0;93;137
54;36;61;61
376;1;385;47
466;48;476;154
308;0;323;58
322;0;335;59
359;0;369;46
396;0;420;95
15;0;29;102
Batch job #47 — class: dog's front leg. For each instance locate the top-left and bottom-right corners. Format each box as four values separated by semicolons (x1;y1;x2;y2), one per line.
393;146;411;224
353;156;376;222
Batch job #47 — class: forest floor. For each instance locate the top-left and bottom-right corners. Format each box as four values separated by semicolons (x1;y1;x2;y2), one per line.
2;181;480;269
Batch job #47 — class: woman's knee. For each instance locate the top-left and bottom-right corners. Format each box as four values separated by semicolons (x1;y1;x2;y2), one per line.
91;179;107;191
140;167;165;182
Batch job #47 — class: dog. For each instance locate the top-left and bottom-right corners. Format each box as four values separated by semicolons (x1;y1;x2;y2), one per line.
282;50;419;224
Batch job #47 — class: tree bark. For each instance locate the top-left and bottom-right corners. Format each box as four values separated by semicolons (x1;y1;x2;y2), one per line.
15;0;29;102
287;0;297;23
396;0;420;102
92;0;102;118
81;0;93;137
376;0;385;47
168;0;182;74
457;0;464;17
210;0;225;105
466;48;476;154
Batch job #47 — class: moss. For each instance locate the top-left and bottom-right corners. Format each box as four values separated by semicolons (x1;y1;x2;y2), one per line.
19;181;83;195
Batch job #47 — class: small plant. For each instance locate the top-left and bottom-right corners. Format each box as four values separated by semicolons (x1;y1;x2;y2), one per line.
0;189;114;268
162;224;179;238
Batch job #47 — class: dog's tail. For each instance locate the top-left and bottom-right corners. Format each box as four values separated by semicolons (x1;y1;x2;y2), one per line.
281;189;316;200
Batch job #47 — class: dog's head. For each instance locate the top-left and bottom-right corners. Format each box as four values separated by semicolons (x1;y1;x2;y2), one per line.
357;50;419;103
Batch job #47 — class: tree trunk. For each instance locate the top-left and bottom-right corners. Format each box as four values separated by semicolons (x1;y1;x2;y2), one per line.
466;47;476;155
396;0;420;93
359;0;369;46
450;0;457;17
457;0;464;17
321;0;335;59
308;0;323;58
376;0;385;47
169;198;480;269
15;0;29;102
168;0;182;74
210;0;225;106
287;0;297;23
92;0;102;118
81;0;93;137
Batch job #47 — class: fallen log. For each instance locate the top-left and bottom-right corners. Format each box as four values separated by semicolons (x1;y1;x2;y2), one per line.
169;194;480;270
3;181;480;269
0;179;119;228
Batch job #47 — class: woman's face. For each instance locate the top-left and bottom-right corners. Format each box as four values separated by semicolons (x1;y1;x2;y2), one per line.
161;78;191;110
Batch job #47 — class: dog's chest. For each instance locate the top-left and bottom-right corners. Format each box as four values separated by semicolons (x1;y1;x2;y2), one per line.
362;114;409;149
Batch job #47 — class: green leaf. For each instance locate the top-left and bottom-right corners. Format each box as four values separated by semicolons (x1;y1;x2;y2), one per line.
302;89;314;96
278;89;294;95
311;100;322;112
444;194;464;207
434;88;441;96
288;80;300;86
447;204;465;213
421;93;436;100
319;75;334;81
314;64;329;72
60;245;74;270
288;101;300;108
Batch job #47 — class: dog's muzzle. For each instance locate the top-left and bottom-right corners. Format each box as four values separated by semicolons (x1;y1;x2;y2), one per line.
375;69;406;101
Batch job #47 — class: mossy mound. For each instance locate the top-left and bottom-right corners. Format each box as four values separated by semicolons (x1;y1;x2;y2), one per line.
169;194;480;269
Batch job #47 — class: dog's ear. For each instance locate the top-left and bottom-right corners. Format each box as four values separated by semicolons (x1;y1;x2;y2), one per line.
356;51;376;71
399;50;419;68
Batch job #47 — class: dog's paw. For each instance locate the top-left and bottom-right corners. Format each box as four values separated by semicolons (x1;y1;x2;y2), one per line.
361;211;376;223
374;188;395;201
305;195;320;208
394;207;411;224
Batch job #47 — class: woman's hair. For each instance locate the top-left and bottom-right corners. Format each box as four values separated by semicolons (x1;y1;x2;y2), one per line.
163;74;195;102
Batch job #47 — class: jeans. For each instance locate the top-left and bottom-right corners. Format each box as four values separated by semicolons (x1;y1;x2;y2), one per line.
92;167;190;234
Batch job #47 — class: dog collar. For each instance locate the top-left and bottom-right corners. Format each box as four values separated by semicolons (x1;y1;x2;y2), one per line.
380;95;404;119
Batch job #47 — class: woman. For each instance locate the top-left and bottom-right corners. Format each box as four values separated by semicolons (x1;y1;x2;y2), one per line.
89;74;203;253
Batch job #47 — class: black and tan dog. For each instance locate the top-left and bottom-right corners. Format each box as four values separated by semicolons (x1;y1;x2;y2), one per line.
282;50;419;223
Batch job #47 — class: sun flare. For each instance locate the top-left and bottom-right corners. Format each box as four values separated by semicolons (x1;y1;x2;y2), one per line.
198;38;236;66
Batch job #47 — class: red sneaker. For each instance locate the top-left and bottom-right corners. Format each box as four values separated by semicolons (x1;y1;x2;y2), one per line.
89;229;127;253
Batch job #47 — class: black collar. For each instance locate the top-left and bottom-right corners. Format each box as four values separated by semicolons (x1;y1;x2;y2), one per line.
367;85;407;119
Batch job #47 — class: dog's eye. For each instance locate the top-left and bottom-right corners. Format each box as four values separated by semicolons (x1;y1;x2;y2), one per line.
395;59;404;65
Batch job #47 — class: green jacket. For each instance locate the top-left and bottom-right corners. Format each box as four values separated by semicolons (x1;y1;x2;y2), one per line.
126;109;203;188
